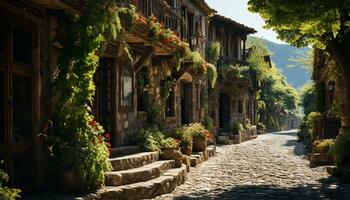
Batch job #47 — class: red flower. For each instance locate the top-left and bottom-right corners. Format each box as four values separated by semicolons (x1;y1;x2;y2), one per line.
161;38;170;44
105;133;111;140
89;120;97;127
132;0;139;5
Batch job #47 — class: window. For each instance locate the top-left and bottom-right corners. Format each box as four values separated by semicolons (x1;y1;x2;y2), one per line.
12;75;32;143
119;64;133;110
166;90;175;117
13;28;33;66
238;100;243;114
137;68;149;112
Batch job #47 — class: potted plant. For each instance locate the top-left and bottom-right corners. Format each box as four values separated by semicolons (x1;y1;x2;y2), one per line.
180;131;193;156
232;121;243;144
184;123;211;152
257;122;266;134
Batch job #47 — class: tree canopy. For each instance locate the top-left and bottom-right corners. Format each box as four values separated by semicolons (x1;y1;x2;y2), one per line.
247;0;350;48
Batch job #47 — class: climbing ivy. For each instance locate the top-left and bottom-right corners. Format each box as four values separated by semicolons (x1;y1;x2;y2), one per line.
45;1;137;190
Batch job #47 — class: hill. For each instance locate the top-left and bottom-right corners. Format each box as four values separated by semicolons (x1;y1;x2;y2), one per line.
247;37;311;89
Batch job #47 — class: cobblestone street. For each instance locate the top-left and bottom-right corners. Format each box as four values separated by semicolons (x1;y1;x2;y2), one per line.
154;130;350;200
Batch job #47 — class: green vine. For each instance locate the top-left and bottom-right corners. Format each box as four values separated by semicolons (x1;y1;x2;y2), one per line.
45;1;137;190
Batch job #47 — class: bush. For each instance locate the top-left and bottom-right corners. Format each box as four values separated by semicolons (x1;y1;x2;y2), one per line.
161;137;179;149
244;119;253;130
184;123;212;140
232;121;243;134
313;139;335;153
203;114;214;133
257;122;266;130
0;165;21;200
137;127;179;151
332;134;350;167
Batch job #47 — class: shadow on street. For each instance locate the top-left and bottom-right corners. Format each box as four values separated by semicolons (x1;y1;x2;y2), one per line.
172;176;349;200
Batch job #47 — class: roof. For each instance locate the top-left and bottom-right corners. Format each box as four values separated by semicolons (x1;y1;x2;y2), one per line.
211;14;257;34
191;0;217;15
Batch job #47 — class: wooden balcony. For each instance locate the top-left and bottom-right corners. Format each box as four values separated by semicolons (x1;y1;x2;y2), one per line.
118;0;183;35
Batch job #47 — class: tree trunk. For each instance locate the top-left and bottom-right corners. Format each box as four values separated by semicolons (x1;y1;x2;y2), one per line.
326;36;350;134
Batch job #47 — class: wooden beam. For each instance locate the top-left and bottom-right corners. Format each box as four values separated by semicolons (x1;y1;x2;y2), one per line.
134;48;154;73
173;62;193;80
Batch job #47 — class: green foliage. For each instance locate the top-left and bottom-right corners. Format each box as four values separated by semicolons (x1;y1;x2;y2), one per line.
297;122;312;151
203;114;214;133
206;63;218;88
45;0;138;190
161;138;179;149
208;42;221;64
248;36;311;88
247;46;271;84
138;128;165;152
137;128;179;151
257;122;266;130
183;123;212;140
247;0;350;49
300;82;317;116
232;121;244;135
244;119;254;130
332;134;350;167
0;165;21;200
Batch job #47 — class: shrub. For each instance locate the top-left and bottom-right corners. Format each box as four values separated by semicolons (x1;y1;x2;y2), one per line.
232;121;243;134
203;113;214;133
244;119;254;130
332;134;350;167
313;139;335;153
137;127;179;151
0;165;21;200
257;122;266;130
137;127;165;152
161;137;179;149
184;123;212;140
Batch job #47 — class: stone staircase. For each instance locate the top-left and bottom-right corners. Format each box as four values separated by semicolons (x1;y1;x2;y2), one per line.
84;151;188;200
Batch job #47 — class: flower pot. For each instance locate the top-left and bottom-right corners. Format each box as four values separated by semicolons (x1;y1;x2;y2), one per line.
315;145;330;153
193;137;207;152
181;143;193;156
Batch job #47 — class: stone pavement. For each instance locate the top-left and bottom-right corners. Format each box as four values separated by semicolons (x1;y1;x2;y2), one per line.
153;130;350;200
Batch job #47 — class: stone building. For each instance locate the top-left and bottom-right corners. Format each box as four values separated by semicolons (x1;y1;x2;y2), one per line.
312;49;341;141
207;14;258;143
0;0;216;193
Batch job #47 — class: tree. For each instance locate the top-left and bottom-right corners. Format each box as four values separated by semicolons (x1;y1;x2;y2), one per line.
248;0;350;133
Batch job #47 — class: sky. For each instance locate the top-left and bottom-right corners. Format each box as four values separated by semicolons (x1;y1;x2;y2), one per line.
206;0;284;44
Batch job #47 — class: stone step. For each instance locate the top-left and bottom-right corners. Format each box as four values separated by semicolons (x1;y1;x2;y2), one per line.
110;146;141;157
109;152;159;171
105;160;175;186
190;146;216;167
89;165;188;200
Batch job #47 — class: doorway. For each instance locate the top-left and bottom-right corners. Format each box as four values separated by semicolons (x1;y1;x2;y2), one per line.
219;93;231;128
181;82;192;125
94;58;116;146
0;21;36;192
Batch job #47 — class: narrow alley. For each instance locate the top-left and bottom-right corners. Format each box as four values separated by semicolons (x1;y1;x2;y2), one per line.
155;130;350;200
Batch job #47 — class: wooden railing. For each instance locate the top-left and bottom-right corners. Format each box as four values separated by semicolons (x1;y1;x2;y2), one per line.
118;0;183;35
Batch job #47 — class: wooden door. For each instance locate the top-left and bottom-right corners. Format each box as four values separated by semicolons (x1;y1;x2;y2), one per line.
181;82;192;125
94;58;116;146
219;93;230;128
0;20;36;193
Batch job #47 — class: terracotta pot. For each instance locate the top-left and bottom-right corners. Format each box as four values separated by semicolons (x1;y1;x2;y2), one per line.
193;137;207;152
315;145;330;153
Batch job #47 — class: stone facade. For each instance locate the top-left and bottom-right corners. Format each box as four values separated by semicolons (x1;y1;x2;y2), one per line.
0;0;259;194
